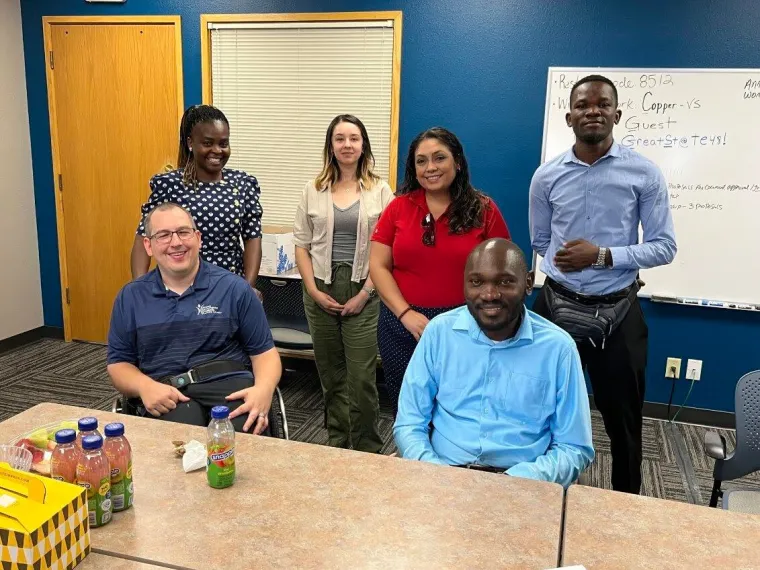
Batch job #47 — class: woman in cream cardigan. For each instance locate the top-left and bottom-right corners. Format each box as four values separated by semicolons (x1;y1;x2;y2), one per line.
294;115;393;453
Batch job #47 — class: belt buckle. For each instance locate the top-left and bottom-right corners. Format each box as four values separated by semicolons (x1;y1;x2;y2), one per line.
172;369;198;389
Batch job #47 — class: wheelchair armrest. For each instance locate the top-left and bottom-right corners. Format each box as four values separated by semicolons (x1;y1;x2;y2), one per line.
274;386;289;441
704;431;727;460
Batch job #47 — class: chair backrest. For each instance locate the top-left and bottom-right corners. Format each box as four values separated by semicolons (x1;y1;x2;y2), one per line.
256;276;313;349
724;370;760;480
257;276;307;320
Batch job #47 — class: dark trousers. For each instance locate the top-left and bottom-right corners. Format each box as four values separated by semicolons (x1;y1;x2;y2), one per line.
377;303;457;417
143;374;254;433
533;282;648;494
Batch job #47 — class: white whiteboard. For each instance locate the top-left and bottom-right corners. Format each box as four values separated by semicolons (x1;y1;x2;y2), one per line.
534;68;760;305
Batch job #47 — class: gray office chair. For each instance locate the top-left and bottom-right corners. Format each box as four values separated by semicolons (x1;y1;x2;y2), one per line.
112;386;289;440
704;370;760;511
257;275;323;427
268;315;313;351
256;276;313;351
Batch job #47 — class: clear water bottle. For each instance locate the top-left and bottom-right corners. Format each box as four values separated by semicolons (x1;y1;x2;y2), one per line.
207;406;235;489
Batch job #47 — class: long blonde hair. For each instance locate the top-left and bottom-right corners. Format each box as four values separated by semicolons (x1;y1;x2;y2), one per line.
314;115;380;191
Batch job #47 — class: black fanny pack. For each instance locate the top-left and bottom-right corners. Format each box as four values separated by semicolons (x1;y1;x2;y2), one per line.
544;281;638;349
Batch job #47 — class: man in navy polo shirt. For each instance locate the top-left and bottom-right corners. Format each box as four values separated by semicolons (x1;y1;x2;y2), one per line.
107;203;281;434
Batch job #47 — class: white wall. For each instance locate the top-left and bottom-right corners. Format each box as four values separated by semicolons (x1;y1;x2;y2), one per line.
0;0;43;340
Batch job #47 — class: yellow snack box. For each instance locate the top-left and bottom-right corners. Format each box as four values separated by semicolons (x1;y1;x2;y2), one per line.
0;462;90;569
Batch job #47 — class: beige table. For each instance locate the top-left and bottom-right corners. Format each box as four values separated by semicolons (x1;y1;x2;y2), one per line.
79;553;168;569
562;484;760;569
2;403;564;570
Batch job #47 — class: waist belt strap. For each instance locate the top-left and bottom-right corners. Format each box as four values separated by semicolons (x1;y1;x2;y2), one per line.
158;359;249;388
546;277;633;304
191;360;248;382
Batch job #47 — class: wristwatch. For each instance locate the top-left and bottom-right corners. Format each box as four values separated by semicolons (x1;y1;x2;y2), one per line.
593;246;608;268
362;286;377;298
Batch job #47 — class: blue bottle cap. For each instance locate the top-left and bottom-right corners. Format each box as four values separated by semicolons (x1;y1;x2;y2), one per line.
104;423;125;437
210;406;230;419
54;429;76;444
78;417;98;431
82;434;103;450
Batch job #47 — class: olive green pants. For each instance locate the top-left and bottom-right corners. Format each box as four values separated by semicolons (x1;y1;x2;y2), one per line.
303;264;383;453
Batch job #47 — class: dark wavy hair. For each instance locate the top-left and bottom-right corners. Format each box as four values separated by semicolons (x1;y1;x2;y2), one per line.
398;127;489;234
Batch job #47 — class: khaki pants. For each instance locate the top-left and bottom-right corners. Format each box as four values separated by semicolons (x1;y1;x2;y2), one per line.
303;264;383;453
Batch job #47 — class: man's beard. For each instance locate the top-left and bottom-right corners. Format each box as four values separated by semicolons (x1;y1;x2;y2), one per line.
576;129;609;145
467;299;523;332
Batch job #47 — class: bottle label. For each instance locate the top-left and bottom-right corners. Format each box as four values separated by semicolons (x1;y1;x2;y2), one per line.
111;462;129;511
110;459;134;511
207;444;235;488
79;476;112;527
126;461;134;507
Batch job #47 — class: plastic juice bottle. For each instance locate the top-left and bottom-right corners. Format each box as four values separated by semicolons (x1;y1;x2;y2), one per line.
207;406;235;489
75;417;102;451
77;435;112;527
50;429;80;484
103;422;133;512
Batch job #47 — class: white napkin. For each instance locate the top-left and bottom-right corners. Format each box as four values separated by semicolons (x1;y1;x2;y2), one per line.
181;440;206;473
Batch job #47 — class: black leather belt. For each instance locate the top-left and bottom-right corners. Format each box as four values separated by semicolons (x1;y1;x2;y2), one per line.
456;464;505;474
546;277;634;305
157;360;249;390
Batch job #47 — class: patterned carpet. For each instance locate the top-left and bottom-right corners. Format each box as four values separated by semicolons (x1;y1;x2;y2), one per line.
1;338;757;506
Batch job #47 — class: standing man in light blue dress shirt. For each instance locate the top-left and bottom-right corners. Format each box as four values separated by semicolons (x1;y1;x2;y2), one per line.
394;239;594;488
529;75;676;494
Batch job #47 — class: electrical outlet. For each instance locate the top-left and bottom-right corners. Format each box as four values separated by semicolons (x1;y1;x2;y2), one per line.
686;359;702;381
665;357;681;379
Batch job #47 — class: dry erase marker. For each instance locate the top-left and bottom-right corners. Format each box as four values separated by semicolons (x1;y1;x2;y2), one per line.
736;304;755;310
705;301;730;308
679;298;700;305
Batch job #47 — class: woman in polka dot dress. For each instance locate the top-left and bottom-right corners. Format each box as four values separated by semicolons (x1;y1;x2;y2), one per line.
130;105;263;287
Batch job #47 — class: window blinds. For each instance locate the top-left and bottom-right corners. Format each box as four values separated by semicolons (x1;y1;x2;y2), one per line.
210;20;395;226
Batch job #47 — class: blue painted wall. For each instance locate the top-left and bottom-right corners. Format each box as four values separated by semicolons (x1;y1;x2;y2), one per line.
19;0;760;411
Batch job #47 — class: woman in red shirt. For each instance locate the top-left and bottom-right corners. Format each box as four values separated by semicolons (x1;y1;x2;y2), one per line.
370;127;511;416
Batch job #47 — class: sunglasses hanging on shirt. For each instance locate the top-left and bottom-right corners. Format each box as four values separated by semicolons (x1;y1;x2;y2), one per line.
421;213;436;247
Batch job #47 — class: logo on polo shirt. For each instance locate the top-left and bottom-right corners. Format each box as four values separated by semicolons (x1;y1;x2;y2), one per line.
197;304;222;316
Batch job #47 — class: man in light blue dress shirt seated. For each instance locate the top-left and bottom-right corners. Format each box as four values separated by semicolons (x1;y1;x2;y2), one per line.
394;239;594;488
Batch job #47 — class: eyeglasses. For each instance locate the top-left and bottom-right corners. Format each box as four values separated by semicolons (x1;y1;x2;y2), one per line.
421;213;435;247
149;227;196;244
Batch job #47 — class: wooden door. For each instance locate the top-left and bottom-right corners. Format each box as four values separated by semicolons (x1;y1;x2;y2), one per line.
44;18;183;342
